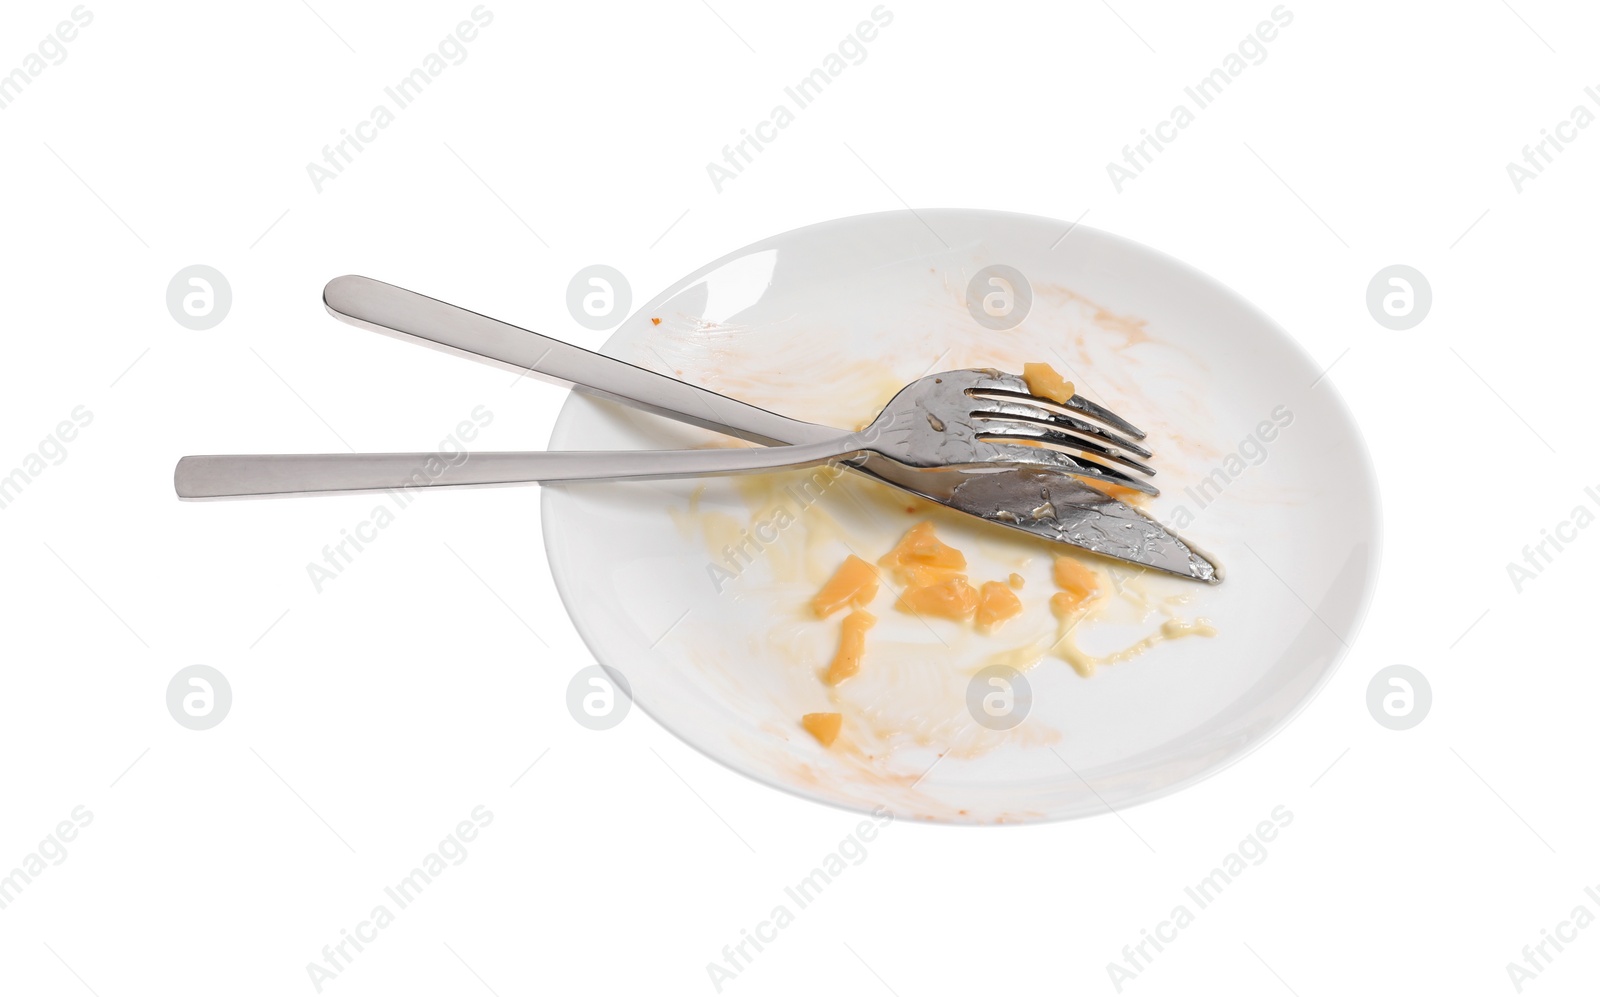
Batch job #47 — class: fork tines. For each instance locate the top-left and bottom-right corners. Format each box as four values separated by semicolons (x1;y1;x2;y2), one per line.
967;386;1158;489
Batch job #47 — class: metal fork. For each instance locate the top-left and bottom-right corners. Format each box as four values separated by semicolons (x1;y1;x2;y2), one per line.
175;294;1157;499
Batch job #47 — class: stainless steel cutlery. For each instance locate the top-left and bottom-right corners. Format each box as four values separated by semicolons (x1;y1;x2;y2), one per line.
175;276;1219;583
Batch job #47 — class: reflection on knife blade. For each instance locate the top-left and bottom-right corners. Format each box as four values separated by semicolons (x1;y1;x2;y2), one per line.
838;457;1221;584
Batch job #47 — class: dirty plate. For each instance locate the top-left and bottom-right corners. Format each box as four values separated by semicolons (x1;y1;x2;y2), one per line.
541;209;1379;824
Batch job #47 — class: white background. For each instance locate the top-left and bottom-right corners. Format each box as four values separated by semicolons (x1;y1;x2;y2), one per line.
2;1;1598;994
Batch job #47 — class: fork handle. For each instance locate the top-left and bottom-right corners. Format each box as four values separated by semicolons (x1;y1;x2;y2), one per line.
175;436;868;498
324;276;838;447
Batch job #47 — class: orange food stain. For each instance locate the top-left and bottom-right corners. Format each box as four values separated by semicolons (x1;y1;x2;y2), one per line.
1075;475;1144;501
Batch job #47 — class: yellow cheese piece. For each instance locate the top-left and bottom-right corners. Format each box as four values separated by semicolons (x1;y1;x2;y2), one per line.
824;610;876;685
801;712;842;747
975;580;1023;632
878;521;966;587
811;555;879;618
1022;362;1075;405
1050;590;1085;619
1052;556;1101;602
896;576;980;621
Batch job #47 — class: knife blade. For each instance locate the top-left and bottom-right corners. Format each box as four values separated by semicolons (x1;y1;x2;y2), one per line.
853;461;1220;583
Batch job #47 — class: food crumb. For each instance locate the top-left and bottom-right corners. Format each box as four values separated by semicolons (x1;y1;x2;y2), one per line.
879;521;966;587
1052;555;1101;602
897;576;980;621
801;712;842;747
811;555;879;618
824;610;875;685
975;580;1023;632
1050;590;1086;619
1022;361;1075;405
650;317;662;325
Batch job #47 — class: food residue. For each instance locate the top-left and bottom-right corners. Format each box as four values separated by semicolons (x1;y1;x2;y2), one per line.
824;610;875;685
975;580;1023;632
650;316;662;325
1022;361;1075;405
879;520;966;587
897;576;980;620
1050;614;1218;678
811;554;879;617
798;518;1216;740
1052;555;1101;604
801;712;842;747
1077;476;1146;501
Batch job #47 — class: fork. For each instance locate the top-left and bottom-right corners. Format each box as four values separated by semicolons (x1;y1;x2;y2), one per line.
174;281;1157;499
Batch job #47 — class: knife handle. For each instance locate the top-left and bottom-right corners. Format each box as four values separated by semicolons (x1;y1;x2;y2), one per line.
322;275;835;447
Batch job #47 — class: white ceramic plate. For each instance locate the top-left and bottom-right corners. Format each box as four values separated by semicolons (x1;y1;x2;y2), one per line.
542;209;1379;824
